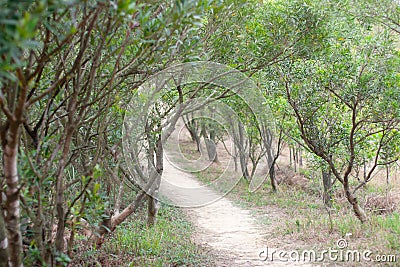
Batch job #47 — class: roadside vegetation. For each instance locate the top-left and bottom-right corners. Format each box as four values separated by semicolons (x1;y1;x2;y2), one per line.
184;139;400;264
1;0;399;266
68;202;213;267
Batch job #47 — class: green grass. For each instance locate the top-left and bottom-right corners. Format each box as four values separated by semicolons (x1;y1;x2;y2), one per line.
72;204;213;267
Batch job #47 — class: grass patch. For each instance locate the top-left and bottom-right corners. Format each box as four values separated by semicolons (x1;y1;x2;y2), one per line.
72;204;213;267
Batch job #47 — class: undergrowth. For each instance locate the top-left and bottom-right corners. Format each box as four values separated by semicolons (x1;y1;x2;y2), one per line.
70;203;213;267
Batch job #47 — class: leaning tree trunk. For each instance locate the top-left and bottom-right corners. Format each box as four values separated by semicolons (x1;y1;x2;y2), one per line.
95;191;146;247
344;180;367;223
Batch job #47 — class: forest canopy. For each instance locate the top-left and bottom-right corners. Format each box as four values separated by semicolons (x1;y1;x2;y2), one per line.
0;0;399;266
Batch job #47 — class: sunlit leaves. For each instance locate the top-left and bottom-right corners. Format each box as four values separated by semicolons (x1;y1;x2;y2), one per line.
205;0;328;70
276;2;400;175
0;1;44;80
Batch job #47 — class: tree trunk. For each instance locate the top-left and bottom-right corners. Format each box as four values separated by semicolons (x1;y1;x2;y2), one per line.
266;150;278;192
344;183;367;223
114;160;123;216
250;158;258;179
204;138;218;162
0;207;8;267
147;196;159;227
184;117;200;152
109;192;146;232
3;122;23;267
269;163;278;192
386;165;390;189
147;136;163;227
386;165;390;196
363;156;366;183
33;205;44;263
193;132;201;153
298;148;303;167
209;128;218;163
237;122;249;181
114;176;124;216
55;127;74;254
322;170;332;207
233;144;238;172
95;191;146;248
201;123;218;163
262;126;280;192
292;148;297;172
239;154;250;181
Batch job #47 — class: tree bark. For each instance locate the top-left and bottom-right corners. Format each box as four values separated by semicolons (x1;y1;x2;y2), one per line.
147;136;163;227
0;206;8;267
237;122;249;180
233;144;238;172
201;122;219;163
204;138;218;162
386;165;390;189
3;122;23;267
344;181;367;223
95;191;146;248
322;170;332;207
110;192;146;232
209;128;219;163
262;126;282;192
269;163;278;192
54;126;75;253
147;196;159;227
298;148;303;167
114;176;124;215
184;115;200;152
292;148;297;172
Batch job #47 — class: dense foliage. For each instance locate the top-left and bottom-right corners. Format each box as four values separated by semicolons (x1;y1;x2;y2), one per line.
0;0;399;266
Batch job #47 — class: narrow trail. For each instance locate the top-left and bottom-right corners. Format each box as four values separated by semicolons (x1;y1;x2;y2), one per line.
160;159;310;267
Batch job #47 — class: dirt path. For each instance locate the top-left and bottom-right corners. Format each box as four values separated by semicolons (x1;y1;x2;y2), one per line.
160;159;310;267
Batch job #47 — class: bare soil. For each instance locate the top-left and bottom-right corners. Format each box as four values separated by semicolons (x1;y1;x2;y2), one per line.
160;158;312;266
